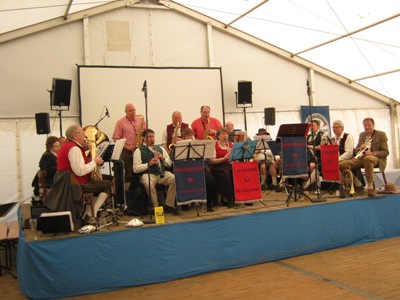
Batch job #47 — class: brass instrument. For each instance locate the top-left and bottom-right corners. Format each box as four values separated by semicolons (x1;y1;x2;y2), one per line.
341;169;355;196
135;115;145;147
83;125;109;180
204;118;213;140
169;122;180;151
354;139;372;160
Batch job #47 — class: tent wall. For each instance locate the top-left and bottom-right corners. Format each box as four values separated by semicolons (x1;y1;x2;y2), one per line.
0;5;396;205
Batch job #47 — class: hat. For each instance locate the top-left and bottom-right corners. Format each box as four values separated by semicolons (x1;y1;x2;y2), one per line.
256;128;269;136
378;183;400;194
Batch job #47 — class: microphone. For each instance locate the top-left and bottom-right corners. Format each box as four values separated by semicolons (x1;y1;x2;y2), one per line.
141;80;147;92
105;107;110;118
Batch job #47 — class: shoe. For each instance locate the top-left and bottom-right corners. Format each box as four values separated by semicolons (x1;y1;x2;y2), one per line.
207;207;215;212
368;188;377;197
181;204;191;211
274;185;284;193
226;201;235;208
245;203;253;206
164;205;180;215
354;185;365;193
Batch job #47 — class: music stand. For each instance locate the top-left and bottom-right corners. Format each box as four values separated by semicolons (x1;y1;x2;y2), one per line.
228;131;247;143
276;123;311;141
230;140;257;162
98;139;126;223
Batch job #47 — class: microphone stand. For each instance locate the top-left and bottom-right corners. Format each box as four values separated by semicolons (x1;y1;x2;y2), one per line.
306;80;326;202
141;80;156;224
94;110;109;127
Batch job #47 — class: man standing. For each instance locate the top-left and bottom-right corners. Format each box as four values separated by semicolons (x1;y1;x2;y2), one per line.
161;111;189;154
339;118;388;197
330;120;354;161
191;105;223;140
112;103;146;182
133;129;177;213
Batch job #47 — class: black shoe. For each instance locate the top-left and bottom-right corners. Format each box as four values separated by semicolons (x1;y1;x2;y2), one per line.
164;205;180;215
245;203;253;206
207;207;215;212
226;201;235;208
181;204;191;211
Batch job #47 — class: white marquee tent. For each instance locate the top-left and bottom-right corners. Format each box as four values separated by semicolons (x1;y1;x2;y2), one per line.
1;0;399;213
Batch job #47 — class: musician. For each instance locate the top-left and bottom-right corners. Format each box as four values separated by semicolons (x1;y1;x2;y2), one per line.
330;120;354;161
253;128;282;191
209;128;235;208
112;103;146;182
44;125;111;221
225;121;234;132
339;117;389;197
59;136;67;147
161;111;189;154
32;136;61;196
191;105;223;140
133;129;177;213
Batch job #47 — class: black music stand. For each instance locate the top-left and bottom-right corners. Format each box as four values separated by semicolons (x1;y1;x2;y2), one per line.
276;123;311;141
230;140;257;162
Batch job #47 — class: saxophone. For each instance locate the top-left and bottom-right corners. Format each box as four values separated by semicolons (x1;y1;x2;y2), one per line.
204;118;213;140
169;122;180;151
135;115;145;147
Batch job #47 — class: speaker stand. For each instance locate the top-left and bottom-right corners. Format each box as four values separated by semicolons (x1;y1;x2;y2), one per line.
58;110;63;137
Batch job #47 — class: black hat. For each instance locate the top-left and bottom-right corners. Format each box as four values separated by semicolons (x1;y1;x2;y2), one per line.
256;128;269;135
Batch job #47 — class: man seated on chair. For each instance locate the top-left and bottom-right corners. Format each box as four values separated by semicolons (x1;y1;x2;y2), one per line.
330;120;354;162
253;128;282;192
339;117;389;197
44;125;111;221
133;129;178;214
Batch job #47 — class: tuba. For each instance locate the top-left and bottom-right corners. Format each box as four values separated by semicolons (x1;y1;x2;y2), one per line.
341;169;355;197
169;122;180;151
135;115;145;147
83;125;109;180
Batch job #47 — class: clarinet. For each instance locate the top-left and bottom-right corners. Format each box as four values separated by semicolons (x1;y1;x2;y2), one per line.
154;147;164;178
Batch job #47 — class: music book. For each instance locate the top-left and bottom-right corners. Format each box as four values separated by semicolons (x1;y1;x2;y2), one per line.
228;131;247;143
40;211;74;233
174;140;216;160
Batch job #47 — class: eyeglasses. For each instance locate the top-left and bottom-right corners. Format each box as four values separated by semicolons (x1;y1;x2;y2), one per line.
332;126;341;129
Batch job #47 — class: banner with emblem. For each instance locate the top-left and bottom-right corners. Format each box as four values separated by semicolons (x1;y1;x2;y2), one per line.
300;105;331;136
281;136;308;177
232;161;262;203
173;160;206;205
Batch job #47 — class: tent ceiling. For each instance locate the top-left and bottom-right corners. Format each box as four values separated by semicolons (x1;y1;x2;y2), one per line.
1;0;400;101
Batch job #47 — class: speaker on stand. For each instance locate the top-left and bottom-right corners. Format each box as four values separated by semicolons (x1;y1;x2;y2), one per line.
236;81;253;131
49;78;72;137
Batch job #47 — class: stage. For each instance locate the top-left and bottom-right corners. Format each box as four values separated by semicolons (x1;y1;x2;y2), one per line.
17;190;400;299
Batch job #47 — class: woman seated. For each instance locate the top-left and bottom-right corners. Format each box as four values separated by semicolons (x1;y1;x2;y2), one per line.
209;127;235;208
32;136;61;196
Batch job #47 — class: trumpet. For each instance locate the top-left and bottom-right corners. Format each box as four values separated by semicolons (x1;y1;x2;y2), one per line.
341;169;355;196
169;122;180;151
354;139;372;160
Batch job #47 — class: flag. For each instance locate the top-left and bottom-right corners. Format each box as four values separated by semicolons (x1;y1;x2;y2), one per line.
300;105;331;135
173;160;206;205
232;161;262;203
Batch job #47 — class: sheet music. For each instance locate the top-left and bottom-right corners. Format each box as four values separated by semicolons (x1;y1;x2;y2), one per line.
111;138;126;161
97;141;111;157
174;140;216;160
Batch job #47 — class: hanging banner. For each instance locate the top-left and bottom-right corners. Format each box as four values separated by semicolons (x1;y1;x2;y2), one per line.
300;105;331;135
173;160;206;205
281;136;308;177
320;145;340;181
232;161;262;203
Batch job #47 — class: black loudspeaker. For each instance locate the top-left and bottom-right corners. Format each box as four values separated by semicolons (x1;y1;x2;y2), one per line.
35;113;51;135
264;107;276;126
237;81;252;105
51;78;72;107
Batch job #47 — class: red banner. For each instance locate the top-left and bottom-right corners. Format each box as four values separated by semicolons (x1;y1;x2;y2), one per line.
232;161;262;203
320;145;340;181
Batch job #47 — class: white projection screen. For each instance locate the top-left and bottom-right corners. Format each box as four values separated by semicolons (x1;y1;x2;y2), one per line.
78;66;224;145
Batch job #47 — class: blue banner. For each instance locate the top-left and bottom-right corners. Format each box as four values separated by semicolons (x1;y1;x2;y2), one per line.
281;136;308;177
300;105;330;135
173;160;206;204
